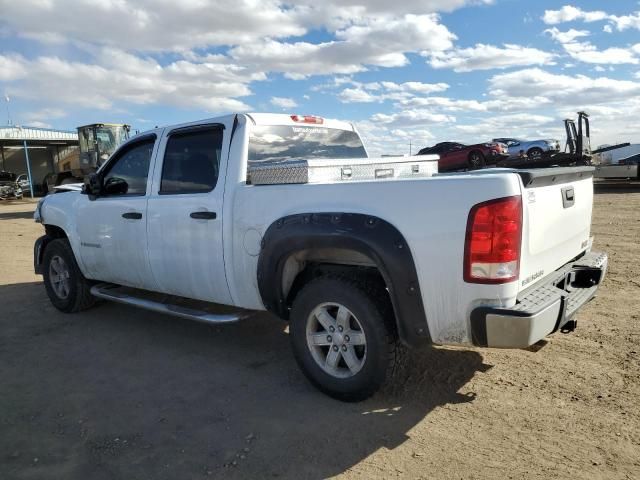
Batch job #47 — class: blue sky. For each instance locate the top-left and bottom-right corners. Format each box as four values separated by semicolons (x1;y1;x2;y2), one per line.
1;1;639;154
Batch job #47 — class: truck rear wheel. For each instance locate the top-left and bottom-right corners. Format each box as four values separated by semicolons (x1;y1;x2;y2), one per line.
289;276;398;402
43;238;96;313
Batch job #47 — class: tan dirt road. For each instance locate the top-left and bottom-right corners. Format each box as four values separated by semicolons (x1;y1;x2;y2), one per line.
0;187;638;479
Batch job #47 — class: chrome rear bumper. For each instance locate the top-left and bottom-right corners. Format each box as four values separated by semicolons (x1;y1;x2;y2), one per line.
470;251;608;348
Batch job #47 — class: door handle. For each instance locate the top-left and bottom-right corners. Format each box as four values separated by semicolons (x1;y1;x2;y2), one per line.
190;211;217;220
122;212;143;220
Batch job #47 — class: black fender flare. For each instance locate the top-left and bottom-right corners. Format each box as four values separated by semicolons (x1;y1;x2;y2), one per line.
257;212;431;346
34;234;54;275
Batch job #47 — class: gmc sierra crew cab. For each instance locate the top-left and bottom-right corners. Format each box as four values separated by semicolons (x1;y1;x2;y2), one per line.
33;113;608;401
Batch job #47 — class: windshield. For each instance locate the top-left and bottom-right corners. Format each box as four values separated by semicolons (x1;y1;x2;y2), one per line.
248;125;367;165
96;126;128;157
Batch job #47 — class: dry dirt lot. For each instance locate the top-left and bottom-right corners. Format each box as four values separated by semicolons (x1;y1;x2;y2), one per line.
1;186;639;480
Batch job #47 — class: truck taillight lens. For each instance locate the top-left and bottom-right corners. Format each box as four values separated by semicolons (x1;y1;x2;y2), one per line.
464;195;522;284
290;115;324;124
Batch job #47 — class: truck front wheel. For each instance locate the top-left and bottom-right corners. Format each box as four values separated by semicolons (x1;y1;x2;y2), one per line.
42;239;96;313
289;276;399;402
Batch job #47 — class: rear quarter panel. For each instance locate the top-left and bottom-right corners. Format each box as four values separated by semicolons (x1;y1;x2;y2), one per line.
226;172;523;345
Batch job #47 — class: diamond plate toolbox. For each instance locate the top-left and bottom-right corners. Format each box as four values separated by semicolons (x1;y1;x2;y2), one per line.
247;155;438;185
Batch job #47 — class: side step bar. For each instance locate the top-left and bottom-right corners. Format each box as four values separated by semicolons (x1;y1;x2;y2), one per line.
90;283;253;324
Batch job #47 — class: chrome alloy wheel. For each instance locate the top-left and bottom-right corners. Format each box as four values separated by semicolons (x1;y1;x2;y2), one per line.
49;255;71;299
306;302;367;378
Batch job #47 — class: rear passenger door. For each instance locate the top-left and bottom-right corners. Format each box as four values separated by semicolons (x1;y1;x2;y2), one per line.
146;122;233;304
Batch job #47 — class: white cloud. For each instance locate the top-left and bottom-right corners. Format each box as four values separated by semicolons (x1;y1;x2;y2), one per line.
454;113;555;137
353;119;437;156
371;109;455;127
270;97;298;109
542;6;608;25
488;68;640;106
545;27;640;65
398;96;486;111
339;88;378;103
230;14;456;77
24;108;67;122
608;12;640;31
338;80;449;103
542;5;640;33
1;50;255;112
381;81;449;94
429;44;555;72
544;27;589;44
561;42;638;65
0;55;28;81
0;0;307;51
336;14;455;53
398;93;552;113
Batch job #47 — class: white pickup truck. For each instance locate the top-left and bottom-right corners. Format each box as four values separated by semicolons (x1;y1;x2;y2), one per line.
34;113;607;401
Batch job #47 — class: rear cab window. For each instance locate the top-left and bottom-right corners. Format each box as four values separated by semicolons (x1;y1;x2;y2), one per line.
248;125;367;168
160;126;223;195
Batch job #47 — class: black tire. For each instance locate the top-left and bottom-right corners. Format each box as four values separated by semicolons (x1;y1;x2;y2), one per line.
289;276;399;402
42;238;96;313
468;150;486;170
527;147;544;160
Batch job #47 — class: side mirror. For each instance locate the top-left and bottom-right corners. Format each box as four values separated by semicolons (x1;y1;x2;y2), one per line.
83;173;102;197
103;177;129;196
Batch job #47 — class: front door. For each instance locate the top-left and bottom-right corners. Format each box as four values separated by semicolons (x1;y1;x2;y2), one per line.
146;122;232;304
76;135;158;289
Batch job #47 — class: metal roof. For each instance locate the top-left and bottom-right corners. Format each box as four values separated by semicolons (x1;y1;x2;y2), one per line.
0;125;78;141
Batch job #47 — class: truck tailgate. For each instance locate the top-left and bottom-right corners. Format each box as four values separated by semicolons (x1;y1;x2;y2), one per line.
518;167;594;291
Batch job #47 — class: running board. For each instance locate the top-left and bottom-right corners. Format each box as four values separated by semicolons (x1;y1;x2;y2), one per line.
90;283;253;324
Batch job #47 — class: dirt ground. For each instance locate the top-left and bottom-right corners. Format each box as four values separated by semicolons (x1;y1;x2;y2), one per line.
1;185;639;480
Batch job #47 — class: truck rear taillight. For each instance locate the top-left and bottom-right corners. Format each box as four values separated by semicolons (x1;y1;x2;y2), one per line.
290;115;324;124
464;195;522;284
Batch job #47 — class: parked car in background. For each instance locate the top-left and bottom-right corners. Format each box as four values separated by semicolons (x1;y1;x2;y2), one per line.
16;174;32;196
492;137;560;161
417;141;509;171
0;171;23;200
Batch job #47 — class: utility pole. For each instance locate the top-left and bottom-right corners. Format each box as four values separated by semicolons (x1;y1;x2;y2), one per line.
409;140;412;156
4;95;12;126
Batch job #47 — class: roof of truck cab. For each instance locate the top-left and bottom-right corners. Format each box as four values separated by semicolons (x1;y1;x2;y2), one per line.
245;113;355;131
146;113;356;137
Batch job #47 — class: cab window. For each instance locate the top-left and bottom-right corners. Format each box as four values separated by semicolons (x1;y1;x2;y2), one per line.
160;127;223;195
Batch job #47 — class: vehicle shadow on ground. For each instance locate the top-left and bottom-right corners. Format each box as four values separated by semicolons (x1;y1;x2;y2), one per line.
0;281;490;480
0;210;35;220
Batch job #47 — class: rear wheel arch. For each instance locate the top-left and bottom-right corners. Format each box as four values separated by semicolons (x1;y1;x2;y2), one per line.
257;213;431;346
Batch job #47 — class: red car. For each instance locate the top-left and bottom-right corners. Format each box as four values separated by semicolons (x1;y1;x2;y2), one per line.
417;141;509;171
